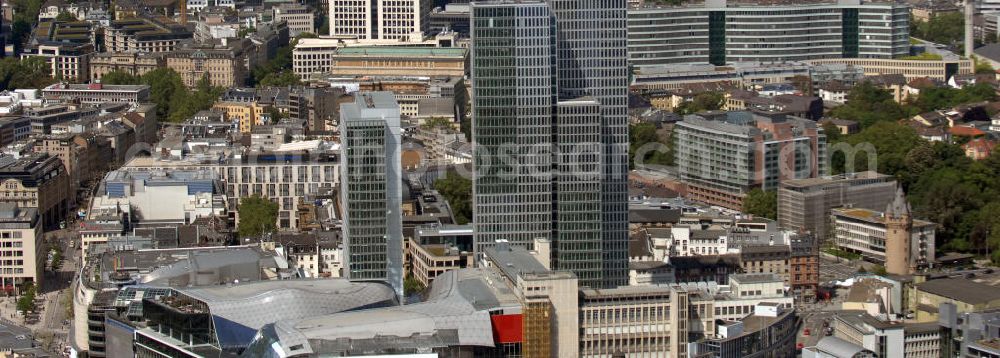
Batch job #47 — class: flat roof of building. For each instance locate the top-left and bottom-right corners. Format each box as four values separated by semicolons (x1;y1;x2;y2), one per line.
917;278;1000;305
833;207;935;227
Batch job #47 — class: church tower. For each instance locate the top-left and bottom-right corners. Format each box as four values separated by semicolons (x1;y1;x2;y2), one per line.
884;186;913;275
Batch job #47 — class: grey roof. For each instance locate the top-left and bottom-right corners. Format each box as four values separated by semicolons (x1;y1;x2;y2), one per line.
975;43;1000;62
257;268;519;355
917;278;1000;305
730;273;782;284
483;244;550;280
178;279;396;349
629;208;681;224
416;97;455;117
813;336;871;357
136;247;275;287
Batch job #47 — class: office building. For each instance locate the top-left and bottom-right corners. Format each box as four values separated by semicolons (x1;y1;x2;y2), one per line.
165;38;256;88
0;204;42;295
88;52;165;82
778;171;897;240
831;204;935;271
807;57;973;81
627;0;910;67
20;42;94;82
470;0;630;289
42;83;150;107
328;0;430;41
105;17;192;54
339;92;404;298
829;310;941;358
673;111;827;210
329;46;467;77
272;3;314;37
0;154;70;229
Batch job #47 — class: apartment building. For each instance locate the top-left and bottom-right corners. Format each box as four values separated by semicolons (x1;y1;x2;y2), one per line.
0;154;70;229
0;204;43;295
88;52;165;82
408;224;473;286
105;17;192;53
627;0;910;67
212;101;267;133
673;111;827;210
778;171;897;240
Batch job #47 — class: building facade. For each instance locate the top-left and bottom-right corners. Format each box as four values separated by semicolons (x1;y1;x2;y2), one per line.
0;204;42;294
673;112;827;210
778;171;897;240
627;0;910;67
328;46;467;77
42;83;150;107
105;18;192;54
339;92;403;298
21;42;94;82
88;52;165;82
272;4;314;37
470;0;630;289
831;205;935;270
0;154;70;230
327;0;429;41
164;39;255;88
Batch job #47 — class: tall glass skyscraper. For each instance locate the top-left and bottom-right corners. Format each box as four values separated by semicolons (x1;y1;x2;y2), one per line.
470;0;629;288
339;91;404;298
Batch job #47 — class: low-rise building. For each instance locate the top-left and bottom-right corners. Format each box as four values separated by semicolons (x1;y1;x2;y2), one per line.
831;207;935;269
328;46;467;77
914;278;1000;322
88;52;165;82
408;224;473;286
42;83;150;107
739;245;791;285
807;58;973;82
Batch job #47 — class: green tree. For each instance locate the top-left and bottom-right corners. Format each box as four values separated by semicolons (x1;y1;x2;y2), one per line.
829;121;921;176
251;33;318;86
237;196;279;238
434;172;472;225
16;283;35;315
827;82;910;128
742;189;777;220
676;92;724;115
267;106;285;123
55;11;77;21
976;58;997;74
911;12;964;46
629;123;673;168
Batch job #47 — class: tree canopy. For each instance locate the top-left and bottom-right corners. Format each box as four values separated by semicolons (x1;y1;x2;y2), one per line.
237;196;279;238
100;69;224;122
675;92;724;115
0;57;56;90
629;123;673;168
250;33;318;87
911;12;964;46
434;171;472;225
827;82;911;128
742;189;777;220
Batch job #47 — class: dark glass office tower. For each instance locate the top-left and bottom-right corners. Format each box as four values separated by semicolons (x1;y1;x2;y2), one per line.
470;0;629;288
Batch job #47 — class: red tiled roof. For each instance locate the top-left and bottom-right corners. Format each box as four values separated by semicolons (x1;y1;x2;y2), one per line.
949;126;987;137
964;138;997;152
